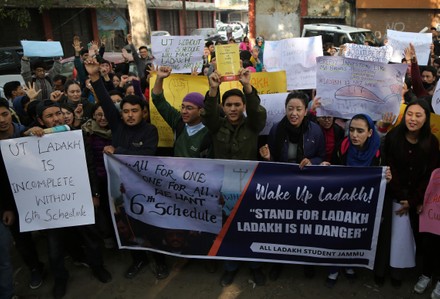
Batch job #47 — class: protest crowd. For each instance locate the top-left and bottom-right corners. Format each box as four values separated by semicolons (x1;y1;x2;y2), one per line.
1;26;440;299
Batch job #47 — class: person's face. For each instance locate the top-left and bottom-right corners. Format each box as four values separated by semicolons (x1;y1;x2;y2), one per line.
422;70;436;84
181;102;201;126
208;44;215;53
252;48;259;58
12;86;25;98
61;108;73;126
223;95;245;125
139;48;148;59
93;106;108;128
203;47;210;56
112;76;120;87
110;94;122;104
35;67;46;79
53;79;64;92
125;85;135;96
285;98;306;128
38;107;63;128
405;104;426;134
0;107;12;133
257;40;263;46
349;118;372;149
81;53;89;60
329;48;337;55
121;103;143;126
317;116;333;130
66;83;82;102
100;63;110;75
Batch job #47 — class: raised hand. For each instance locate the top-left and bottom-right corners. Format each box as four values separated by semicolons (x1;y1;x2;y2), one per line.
156;66;172;79
237;68;252;93
84;58;101;81
23;82;41;100
72;36;83;54
127;33;133;45
50;90;63;102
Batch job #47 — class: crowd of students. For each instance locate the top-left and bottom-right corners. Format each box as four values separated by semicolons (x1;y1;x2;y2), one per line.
0;31;440;299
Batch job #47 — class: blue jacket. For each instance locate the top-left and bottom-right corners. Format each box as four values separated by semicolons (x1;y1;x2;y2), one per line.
268;120;326;165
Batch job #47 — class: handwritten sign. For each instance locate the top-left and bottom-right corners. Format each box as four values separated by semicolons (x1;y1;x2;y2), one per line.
151;36;204;73
344;44;393;64
264;36;323;90
0;131;94;232
432;81;440;115
316;56;407;121
219;70;287;95
419;168;440;235
215;44;241;81
387;30;432;65
21;40;64;57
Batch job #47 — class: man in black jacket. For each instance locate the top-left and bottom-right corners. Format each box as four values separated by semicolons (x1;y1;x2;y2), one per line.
87;58;169;280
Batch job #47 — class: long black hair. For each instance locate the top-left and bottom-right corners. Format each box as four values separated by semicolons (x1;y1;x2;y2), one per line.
387;99;434;163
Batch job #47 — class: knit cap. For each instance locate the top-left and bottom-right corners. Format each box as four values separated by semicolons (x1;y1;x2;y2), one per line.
182;92;204;108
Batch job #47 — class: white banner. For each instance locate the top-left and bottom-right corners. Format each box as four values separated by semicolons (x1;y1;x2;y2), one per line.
316;56;407;121
105;155;223;235
151;35;204;73
264;36;323;90
0;131;94;232
344;43;393;64
387;30;432;65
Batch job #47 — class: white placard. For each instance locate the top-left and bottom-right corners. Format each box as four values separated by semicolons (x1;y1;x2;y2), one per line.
21;40;64;57
316;56;407;121
344;43;393;64
264;36;323;90
387;30;432;65
151;35;204;73
0;131;94;232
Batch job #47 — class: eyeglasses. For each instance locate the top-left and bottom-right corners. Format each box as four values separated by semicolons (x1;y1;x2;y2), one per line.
181;105;197;111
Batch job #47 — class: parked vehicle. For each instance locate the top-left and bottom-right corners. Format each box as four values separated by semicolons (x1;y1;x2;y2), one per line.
301;23;380;47
190;28;223;44
0;46;58;76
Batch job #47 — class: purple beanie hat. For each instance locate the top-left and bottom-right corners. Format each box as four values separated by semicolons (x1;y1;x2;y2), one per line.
182;92;204;108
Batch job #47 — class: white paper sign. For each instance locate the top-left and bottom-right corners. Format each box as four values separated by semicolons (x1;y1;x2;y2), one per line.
316;56;407;121
21;40;64;57
151;35;204;73
0;131;94;232
259;93;288;135
344;43;393;64
432;81;440;115
387;30;432;65
264;36;323;90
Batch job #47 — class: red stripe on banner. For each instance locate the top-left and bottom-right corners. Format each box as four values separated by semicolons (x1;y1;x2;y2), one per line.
207;164;258;256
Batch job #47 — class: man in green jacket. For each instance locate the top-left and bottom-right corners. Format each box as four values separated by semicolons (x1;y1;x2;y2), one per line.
151;66;210;158
202;68;267;286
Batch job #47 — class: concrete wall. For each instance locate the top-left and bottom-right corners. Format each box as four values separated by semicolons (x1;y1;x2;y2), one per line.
357;9;440;41
308;0;344;17
255;0;301;40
